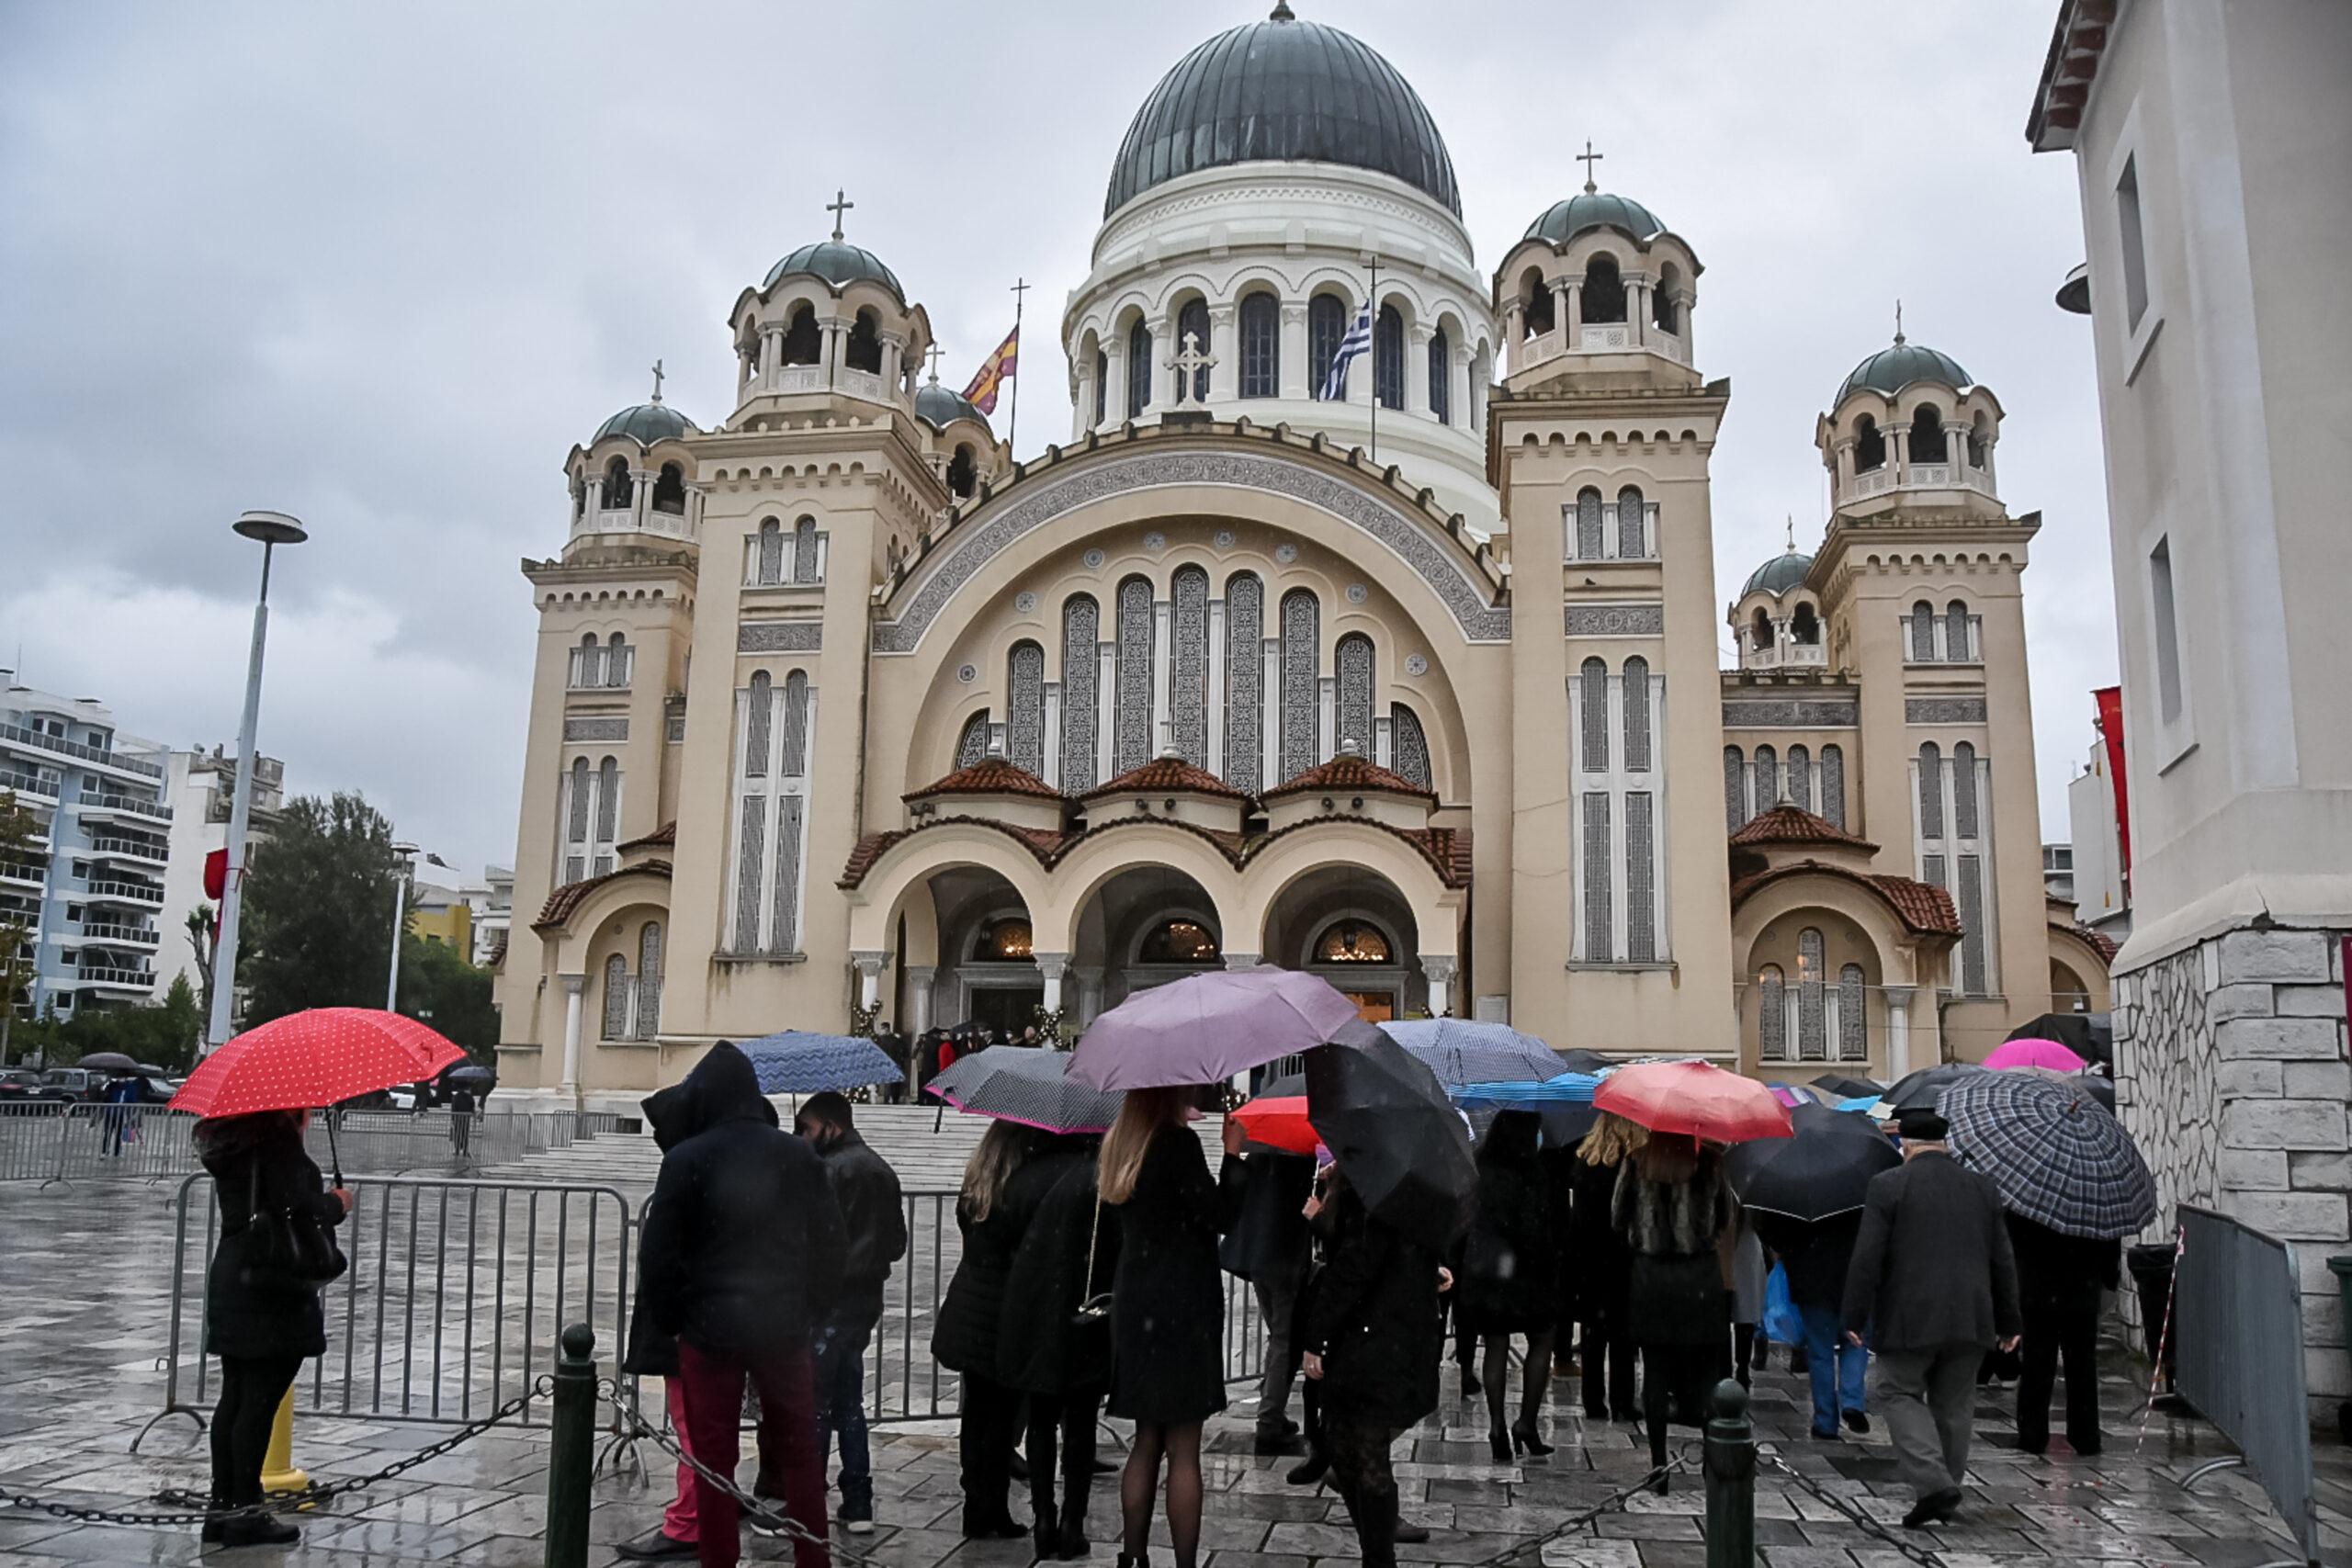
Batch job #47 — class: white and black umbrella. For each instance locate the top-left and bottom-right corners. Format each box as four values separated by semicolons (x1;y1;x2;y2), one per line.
1943;1070;2157;1239
924;1046;1124;1134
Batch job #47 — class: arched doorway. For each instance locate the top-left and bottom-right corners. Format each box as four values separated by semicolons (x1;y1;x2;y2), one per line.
1260;866;1423;1023
1070;864;1223;1024
926;867;1042;1036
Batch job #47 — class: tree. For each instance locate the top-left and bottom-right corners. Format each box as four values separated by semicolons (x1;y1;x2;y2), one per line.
51;976;205;1071
238;792;403;1026
186;904;217;1030
0;789;40;1065
397;934;498;1056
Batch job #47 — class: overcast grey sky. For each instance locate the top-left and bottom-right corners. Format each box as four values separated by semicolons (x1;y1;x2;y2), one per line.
0;1;2111;875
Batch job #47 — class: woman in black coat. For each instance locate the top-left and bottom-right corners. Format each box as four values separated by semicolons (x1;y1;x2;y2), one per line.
1572;1126;1639;1422
933;1121;1058;1539
1454;1111;1559;1460
198;1111;349;1548
1610;1125;1733;1486
1101;1087;1238;1568
998;1136;1115;1561
1303;1171;1445;1568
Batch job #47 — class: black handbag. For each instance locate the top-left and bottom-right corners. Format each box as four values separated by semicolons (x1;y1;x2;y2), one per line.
247;1161;347;1287
1069;1191;1113;1363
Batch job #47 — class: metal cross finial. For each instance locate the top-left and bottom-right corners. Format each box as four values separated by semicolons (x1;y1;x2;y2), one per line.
1269;0;1295;19
1009;276;1030;310
1576;140;1604;195
1786;513;1796;551
923;343;945;384
1894;299;1905;345
826;187;854;242
649;358;665;403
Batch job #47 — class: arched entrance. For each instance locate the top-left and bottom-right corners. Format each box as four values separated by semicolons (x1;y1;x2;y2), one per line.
1070;864;1224;1024
923;867;1042;1036
1260;866;1423;1023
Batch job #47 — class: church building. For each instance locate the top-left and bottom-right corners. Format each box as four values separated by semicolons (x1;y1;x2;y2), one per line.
492;6;2109;1110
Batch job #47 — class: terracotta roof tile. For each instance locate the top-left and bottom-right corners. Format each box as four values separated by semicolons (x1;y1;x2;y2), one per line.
838;818;1071;889
838;831;909;889
617;821;676;852
1262;752;1436;803
1080;755;1248;801
2072;923;2120;965
1729;804;1878;852
532;859;673;931
1727;861;1960;939
904;756;1066;803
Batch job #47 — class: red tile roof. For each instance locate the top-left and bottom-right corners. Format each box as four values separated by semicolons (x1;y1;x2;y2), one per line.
532;859;673;931
904;756;1066;804
617;821;676;852
1728;860;1961;939
1261;752;1436;803
2069;922;2120;966
1080;756;1248;801
1729;804;1878;852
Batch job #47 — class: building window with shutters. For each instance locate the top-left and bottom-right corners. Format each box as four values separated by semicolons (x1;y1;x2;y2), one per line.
1114;577;1156;773
1572;657;1668;964
1914;739;1995;995
1222;575;1262;794
1059;594;1102;792
723;670;817;958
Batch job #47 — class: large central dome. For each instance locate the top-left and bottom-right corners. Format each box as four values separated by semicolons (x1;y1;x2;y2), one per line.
1103;5;1460;220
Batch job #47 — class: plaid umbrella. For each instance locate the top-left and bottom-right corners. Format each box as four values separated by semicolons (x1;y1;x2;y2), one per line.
1384;1019;1561;1089
1943;1070;2157;1239
735;1031;903;1095
923;1047;1122;1134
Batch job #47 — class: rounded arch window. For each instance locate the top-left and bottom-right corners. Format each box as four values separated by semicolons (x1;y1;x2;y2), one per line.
1238;292;1280;399
1125;316;1153;418
946;444;977;500
1374;303;1405;411
1308;293;1350;400
1138;918;1220;964
1314;919;1392;965
845;310;883;375
1910;404;1949;464
1749;606;1773;652
1175;298;1210;403
1653;264;1682;334
1790;603;1821;645
1967;411;1992;468
601;457;632;510
782;306;820;366
1427;324;1451;423
1521;270;1555;337
1582;254;1626;324
651;462;686;515
972;916;1034;962
1853;415;1886;473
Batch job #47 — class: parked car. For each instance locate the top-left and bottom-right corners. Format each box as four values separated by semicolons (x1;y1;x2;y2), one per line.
0;1068;74;1111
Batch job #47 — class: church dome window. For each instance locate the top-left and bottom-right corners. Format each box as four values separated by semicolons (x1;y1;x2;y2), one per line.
1790;603;1821;646
974;917;1034;962
946;445;978;501
1374;304;1405;411
781;306;820;367
1092;345;1110;426
1125;318;1153;419
1316;919;1391;964
1308;294;1350;400
1428;325;1451;423
1581;254;1627;325
1910;404;1949;464
844;310;883;375
1654;263;1683;334
1853;414;1886;473
600;457;632;511
1139;919;1220;964
1238;292;1281;399
1967;411;1992;468
1521;269;1555;339
650;462;686;515
1749;607;1773;655
1175;298;1211;403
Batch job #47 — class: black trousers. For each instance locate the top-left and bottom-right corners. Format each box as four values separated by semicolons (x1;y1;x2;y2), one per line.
1580;1327;1637;1418
1324;1416;1400;1568
2017;1303;2103;1453
959;1370;1025;1519
1638;1343;1716;1471
1023;1386;1102;1526
210;1353;304;1507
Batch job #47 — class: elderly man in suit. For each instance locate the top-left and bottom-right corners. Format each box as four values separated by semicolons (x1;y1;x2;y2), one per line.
1842;1107;2021;1529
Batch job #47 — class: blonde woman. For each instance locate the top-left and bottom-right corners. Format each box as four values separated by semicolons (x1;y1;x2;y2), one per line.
1571;1111;1645;1422
1100;1086;1238;1568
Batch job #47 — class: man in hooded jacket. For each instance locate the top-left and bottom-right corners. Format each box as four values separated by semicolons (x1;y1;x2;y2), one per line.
639;1043;848;1568
616;1081;712;1560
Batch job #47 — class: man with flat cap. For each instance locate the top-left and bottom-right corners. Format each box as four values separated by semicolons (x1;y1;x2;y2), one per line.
1841;1107;2021;1529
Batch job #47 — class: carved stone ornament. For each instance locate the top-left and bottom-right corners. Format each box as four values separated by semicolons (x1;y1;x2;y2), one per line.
563;716;628;742
1563;603;1664;637
737;622;823;653
1905;696;1988;725
1721;697;1860;728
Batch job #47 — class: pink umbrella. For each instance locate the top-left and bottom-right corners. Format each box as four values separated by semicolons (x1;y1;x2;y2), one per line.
1984;1037;2088;1074
1069;968;1363;1091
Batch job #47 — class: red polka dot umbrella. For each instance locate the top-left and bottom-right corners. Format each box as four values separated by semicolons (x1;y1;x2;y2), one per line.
168;1008;468;1119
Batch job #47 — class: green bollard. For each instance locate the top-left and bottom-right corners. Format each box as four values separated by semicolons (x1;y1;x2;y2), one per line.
1702;1378;1755;1568
544;1323;596;1568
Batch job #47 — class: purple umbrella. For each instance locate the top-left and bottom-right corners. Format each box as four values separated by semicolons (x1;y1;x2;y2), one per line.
1069;968;1363;1090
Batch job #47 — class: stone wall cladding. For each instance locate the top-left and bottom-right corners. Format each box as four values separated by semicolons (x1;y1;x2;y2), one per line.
2115;926;2352;1417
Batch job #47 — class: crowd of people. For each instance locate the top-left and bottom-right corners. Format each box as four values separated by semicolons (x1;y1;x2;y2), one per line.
856;1019;1056;1106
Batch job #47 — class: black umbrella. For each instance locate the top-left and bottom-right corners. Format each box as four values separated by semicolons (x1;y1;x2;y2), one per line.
2085;1013;2114;1062
1556;1049;1615;1075
1305;1021;1476;1253
445;1065;496;1087
2007;1012;2106;1065
1724;1101;1900;1221
75;1052;148;1074
1883;1062;1989;1114
1805;1074;1886;1100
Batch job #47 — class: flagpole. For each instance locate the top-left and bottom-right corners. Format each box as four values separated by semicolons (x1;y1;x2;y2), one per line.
1368;253;1379;463
1007;276;1029;455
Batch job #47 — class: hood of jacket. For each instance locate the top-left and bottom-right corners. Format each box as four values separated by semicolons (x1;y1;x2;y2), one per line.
642;1083;694;1153
670;1042;776;1143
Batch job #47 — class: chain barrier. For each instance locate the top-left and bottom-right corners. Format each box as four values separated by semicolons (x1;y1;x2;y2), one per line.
1444;1443;1697;1568
0;1380;550;1531
1754;1444;1948;1568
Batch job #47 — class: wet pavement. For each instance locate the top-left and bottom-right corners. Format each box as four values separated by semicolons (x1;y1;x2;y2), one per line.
1;1176;2346;1567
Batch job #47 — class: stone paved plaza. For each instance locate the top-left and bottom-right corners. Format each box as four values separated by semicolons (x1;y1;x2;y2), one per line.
0;1178;2345;1568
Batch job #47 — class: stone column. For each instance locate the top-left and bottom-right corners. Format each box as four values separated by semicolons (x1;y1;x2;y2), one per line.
1035;952;1070;1013
1891;424;1911;486
1102;340;1127;427
852;949;888;1014
878;331;905;397
1551;281;1571;344
1222;953;1261;970
1566;281;1585;341
1207;305;1238;402
1502;302;1524;364
1422;956;1458;1018
1406;324;1433;417
1453;345;1473;432
1280;304;1308;400
1628;280;1649;349
559;974;586;1100
630;470;650;530
763;327;783;389
1883;985;1915;1080
821;321;843;383
1074;965;1106;1027
1149;315;1176;412
905;965;936;1034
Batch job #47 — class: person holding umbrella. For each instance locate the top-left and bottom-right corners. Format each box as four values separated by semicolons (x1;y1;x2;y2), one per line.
1572;1115;1642;1424
1454;1110;1559;1460
1609;1119;1734;1488
2007;1214;2120;1456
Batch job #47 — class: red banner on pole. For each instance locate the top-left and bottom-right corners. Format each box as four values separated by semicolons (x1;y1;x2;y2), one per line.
203;847;228;902
2094;685;2130;896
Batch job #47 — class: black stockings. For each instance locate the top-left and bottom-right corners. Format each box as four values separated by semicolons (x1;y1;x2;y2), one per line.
210;1354;303;1507
1479;1332;1554;1438
1121;1420;1203;1568
1324;1416;1401;1568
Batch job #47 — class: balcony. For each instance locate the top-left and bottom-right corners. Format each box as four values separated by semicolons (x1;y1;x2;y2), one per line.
774;365;828;396
77;921;161;952
74;964;155;994
77;791;173;825
0;861;44;894
571;504;694;544
1747;642;1829;671
88;835;169;868
0;722;163;781
1844;462;1997;506
0;766;62;806
83;878;164;908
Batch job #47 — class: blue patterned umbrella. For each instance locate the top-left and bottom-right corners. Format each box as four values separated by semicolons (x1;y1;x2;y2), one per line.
1943;1070;2156;1239
1450;1071;1602;1107
735;1031;903;1095
1385;1019;1562;1088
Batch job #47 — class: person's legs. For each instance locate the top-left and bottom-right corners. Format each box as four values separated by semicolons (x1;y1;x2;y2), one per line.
1323;1416;1400;1568
1160;1421;1204;1568
2058;1307;2103;1453
959;1371;1020;1531
1252;1261;1303;1442
1874;1347;1951;1506
1579;1325;1608;1416
747;1344;831;1568
677;1341;748;1568
2014;1311;2058;1453
661;1375;700;1545
1058;1388;1100;1551
815;1319;874;1522
229;1355;301;1505
1640;1346;1671;1472
209;1356;251;1511
1927;1345;1984;1493
1025;1393;1063;1550
1838;1336;1870;1420
1608;1337;1638;1420
1516;1330;1555;1450
1733;1323;1757;1389
1479;1333;1510;1449
1120;1420;1165;1562
1798;1304;1842;1436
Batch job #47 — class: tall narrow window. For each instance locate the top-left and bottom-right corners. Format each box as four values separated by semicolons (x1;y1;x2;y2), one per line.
1374;304;1404;411
1951;741;1979;840
1958;856;1988;995
1854;416;1884;473
2150;536;2182;724
1238;293;1280;399
651;463;686;515
1308;295;1348;400
1522;272;1555;337
842;310;881;374
605;633;630;688
603;953;630;1041
1837;964;1866;1062
1125;319;1152;419
1336;634;1374;757
1114;577;1155;773
1724;746;1747;832
956;710;989;767
564;756;590;886
745;672;774;779
593;756;619;875
1621;656;1651;772
1758;966;1787;1062
756;518;783;584
1578;658;1610;773
1176;299;1210;403
1797;928;1826;1061
1574;488;1604;559
1060;594;1102;791
1752;744;1778;808
1625;792;1656;962
1787;745;1812;813
792;518;819;583
636;922;664;1040
1428;326;1450;423
1584;254;1626;323
1223;575;1262;793
1169;569;1209;763
1390;703;1430;790
1910;601;1938;662
1911;406;1948;464
1917;743;1943;839
1582;793;1613;960
2117;153;2149;330
770;794;806;954
1092;349;1108;426
725;669;816;956
781;306;820;365
1007;641;1046;775
602;457;632;510
1820;744;1847;829
1278;589;1320;780
1617;487;1646;558
574;633;603;688
730;680;771;951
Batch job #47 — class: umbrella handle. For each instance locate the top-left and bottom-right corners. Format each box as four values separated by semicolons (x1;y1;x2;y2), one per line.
327;1114;344;1188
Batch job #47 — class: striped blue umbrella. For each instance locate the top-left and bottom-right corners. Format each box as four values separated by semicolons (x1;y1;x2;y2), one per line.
734;1031;903;1095
1451;1071;1603;1107
1385;1019;1563;1089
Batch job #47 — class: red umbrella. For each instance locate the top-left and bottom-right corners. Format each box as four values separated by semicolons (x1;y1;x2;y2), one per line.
170;1009;467;1120
1593;1060;1793;1145
1230;1094;1320;1156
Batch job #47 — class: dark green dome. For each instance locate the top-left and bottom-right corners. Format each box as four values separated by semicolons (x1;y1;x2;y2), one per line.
1741;550;1814;597
762;240;905;302
915;380;989;430
594;401;696;445
1524;190;1665;247
1104;6;1460;220
1836;340;1972;404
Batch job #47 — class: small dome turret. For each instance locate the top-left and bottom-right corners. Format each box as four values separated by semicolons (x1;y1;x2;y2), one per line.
1740;549;1814;599
915;378;989;431
1835;336;1971;404
594;400;697;446
730;191;933;422
763;239;904;304
1728;522;1827;672
1523;189;1665;247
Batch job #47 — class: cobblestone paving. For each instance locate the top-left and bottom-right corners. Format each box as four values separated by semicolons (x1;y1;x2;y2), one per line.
1;1180;2345;1567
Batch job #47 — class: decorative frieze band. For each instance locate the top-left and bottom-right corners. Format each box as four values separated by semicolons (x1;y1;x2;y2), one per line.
1564;603;1663;637
739;621;824;653
873;447;1511;652
1720;698;1859;728
562;717;628;742
1905;696;1987;725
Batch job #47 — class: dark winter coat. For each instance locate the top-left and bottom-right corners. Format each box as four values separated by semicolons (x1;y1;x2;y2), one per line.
1454;1120;1557;1337
2007;1214;2121;1321
1570;1155;1633;1333
932;1141;1064;1375
201;1114;346;1359
818;1129;908;1325
1303;1184;1443;1429
1841;1150;2021;1351
996;1145;1118;1396
621;1081;703;1378
1217;1150;1313;1285
1753;1211;1863;1314
1106;1122;1238;1424
1613;1152;1733;1348
638;1043;846;1359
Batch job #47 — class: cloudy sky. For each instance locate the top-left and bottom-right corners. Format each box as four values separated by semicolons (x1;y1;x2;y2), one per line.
0;1;2111;875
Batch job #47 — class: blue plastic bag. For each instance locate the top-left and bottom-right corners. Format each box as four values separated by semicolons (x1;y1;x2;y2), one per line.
1762;1261;1804;1347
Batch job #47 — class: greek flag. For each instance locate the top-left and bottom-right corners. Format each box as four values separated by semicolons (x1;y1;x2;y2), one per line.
1320;302;1374;400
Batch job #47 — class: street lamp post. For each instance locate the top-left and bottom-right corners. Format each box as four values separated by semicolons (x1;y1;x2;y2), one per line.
206;511;308;1054
386;841;418;1011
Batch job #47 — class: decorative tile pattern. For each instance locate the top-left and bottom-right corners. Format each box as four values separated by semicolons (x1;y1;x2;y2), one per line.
1144;530;1168;552
1279;588;1320;781
603;954;629;1040
1274;542;1298;564
1346;582;1368;604
1223;575;1262;793
1582;792;1612;961
1911;601;1938;662
738;621;822;653
1170;567;1209;763
1336;634;1374;757
1014;591;1038;613
1621;656;1651;773
956;710;989;767
1752;744;1779;809
1616;486;1645;558
780;671;811;777
1214;528;1237;549
872;448;1510;652
1907;696;1987;724
1821;742;1847;827
756;520;784;584
1575;488;1604;559
1114;577;1155;773
1061;594;1102;791
1723;745;1747;832
1565;603;1663;637
732;793;765;949
594;757;618;841
791;518;819;583
1083;547;1106;570
1390;703;1430;790
1625;791;1656;963
563;717;628;743
1404;653;1428;677
1721;697;1859;728
1007;641;1046;774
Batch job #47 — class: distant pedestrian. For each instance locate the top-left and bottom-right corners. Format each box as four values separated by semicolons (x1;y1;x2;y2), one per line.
2007;1213;2120;1457
1571;1119;1640;1422
639;1043;846;1568
103;1074;141;1157
1753;1209;1871;1439
1841;1107;2020;1529
1456;1111;1559;1460
616;1083;707;1562
195;1110;351;1549
448;1085;476;1157
796;1092;907;1534
1217;1137;1315;1456
997;1134;1115;1560
1611;1119;1732;1487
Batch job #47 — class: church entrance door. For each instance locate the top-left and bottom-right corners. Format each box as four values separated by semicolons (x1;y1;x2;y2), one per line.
970;986;1045;1036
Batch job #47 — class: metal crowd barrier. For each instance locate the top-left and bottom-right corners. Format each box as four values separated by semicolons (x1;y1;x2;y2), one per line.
0;1104;625;1184
2172;1204;2317;1566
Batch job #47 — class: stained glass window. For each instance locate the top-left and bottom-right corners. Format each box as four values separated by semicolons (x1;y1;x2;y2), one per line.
957;711;989;768
1008;643;1046;774
1952;741;1979;839
603;954;629;1040
1753;744;1779;808
1578;658;1609;773
779;671;810;777
1309;295;1348;400
1169;570;1208;763
1374;304;1404;411
1838;964;1866;1062
1787;745;1812;813
1724;746;1747;832
1114;577;1156;773
1336;634;1374;758
1797;928;1826;1061
1390;703;1430;790
792;518;819;583
1626;791;1656;963
745;673;773;779
1238;294;1279;399
1222;576;1262;792
1917;743;1943;839
1126;319;1152;419
1821;744;1846;829
1061;595;1102;791
1575;488;1604;559
1911;601;1937;662
1617;486;1645;558
974;919;1033;961
1958;855;1987;995
1428;326;1450;423
1279;589;1320;780
1758;966;1787;1061
1582;793;1612;961
1621;656;1651;772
